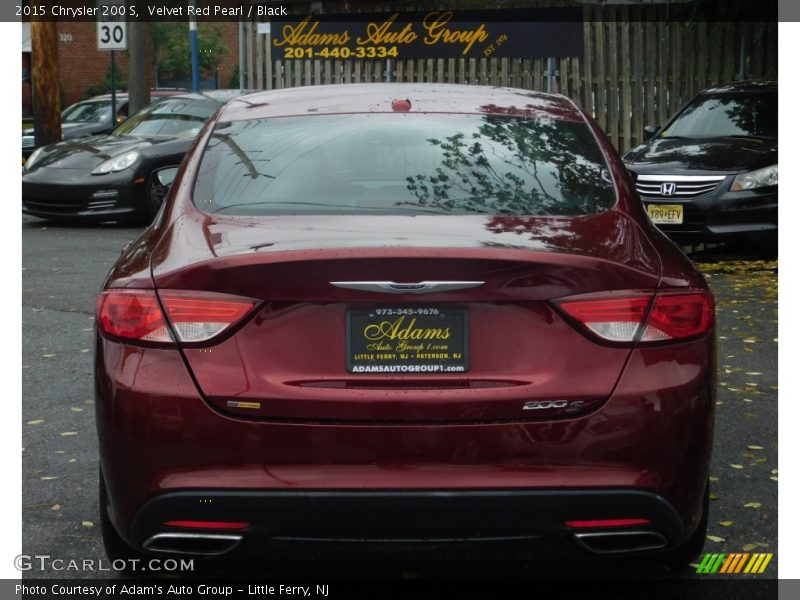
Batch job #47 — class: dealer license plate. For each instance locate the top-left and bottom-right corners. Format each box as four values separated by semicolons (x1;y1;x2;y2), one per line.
346;307;469;374
647;203;683;224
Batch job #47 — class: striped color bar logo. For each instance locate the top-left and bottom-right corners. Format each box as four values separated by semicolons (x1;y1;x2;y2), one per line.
696;553;773;574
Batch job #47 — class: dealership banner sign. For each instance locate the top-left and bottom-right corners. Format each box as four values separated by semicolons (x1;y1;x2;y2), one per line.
271;8;584;61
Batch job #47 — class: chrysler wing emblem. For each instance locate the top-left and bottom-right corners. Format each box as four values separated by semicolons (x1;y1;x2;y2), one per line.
660;182;678;197
330;281;484;294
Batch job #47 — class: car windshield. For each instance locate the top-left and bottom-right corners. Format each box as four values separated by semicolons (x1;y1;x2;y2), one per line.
662;92;777;138
62;100;111;123
113;97;218;138
193;114;615;216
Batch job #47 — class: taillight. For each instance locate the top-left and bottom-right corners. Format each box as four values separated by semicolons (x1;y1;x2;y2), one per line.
555;289;714;344
97;289;258;344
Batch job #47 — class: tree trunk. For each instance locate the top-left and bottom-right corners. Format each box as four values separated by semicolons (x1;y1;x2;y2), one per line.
127;22;152;116
30;21;61;148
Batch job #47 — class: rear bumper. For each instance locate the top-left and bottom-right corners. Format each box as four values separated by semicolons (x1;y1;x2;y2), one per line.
95;334;715;560
131;489;683;560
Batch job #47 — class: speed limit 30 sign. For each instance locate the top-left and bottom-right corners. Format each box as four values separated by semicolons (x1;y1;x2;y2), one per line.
97;0;127;51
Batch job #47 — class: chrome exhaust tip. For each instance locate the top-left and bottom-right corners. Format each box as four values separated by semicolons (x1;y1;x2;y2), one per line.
574;530;668;554
142;532;244;556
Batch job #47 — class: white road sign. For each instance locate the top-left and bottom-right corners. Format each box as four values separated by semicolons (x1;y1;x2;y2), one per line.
97;0;127;51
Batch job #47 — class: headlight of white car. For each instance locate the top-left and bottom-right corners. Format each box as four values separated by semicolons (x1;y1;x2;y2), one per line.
91;151;140;175
730;164;778;192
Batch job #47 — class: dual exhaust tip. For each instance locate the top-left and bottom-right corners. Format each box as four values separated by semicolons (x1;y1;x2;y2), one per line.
142;530;669;557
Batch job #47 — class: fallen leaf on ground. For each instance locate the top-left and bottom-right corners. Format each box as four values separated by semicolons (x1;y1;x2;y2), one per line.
718;521;734;527
707;535;725;543
744;502;762;509
26;419;44;426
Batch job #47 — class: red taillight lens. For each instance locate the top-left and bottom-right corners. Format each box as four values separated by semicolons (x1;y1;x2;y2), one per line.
97;289;258;344
159;291;257;343
97;290;169;342
556;295;652;343
643;292;715;341
556;289;714;344
565;518;651;529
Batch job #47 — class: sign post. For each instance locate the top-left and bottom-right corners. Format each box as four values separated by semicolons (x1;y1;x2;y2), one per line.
96;0;127;126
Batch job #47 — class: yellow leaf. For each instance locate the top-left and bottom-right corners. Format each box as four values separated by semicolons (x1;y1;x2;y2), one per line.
707;535;725;543
730;464;744;469
709;476;720;482
718;520;733;527
59;432;78;437
40;476;58;481
744;502;762;509
70;407;83;413
748;445;764;450
51;504;61;511
81;521;94;528
26;419;44;426
709;494;719;500
742;544;758;552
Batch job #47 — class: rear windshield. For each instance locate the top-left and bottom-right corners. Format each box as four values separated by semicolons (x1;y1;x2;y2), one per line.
113;97;218;138
62;100;111;123
193;114;615;216
663;92;777;138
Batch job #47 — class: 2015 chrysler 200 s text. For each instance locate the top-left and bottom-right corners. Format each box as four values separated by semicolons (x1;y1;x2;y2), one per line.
95;84;715;567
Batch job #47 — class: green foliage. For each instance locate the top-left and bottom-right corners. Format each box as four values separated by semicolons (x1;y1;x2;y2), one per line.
152;22;228;78
81;61;127;100
227;63;241;89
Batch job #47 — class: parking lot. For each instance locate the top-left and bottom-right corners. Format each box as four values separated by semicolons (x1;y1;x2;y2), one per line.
21;215;777;581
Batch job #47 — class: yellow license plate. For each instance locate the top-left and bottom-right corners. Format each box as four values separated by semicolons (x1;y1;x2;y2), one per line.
647;204;683;224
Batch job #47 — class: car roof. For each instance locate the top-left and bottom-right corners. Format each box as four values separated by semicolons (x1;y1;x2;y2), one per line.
699;81;777;95
219;84;584;122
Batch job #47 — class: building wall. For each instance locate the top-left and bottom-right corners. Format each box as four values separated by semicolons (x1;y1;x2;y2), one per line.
57;22;130;107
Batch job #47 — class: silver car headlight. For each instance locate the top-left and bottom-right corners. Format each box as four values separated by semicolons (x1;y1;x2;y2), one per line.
730;164;778;192
91;151;140;175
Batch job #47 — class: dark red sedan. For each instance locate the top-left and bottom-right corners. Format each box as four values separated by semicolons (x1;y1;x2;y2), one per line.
95;84;715;567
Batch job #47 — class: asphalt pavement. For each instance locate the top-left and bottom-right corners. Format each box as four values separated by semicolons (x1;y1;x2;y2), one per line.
20;216;778;586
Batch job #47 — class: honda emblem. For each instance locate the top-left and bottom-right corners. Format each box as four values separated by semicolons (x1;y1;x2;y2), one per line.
660;182;677;197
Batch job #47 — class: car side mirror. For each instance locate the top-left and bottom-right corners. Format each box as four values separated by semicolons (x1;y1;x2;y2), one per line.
154;166;179;190
643;124;660;140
